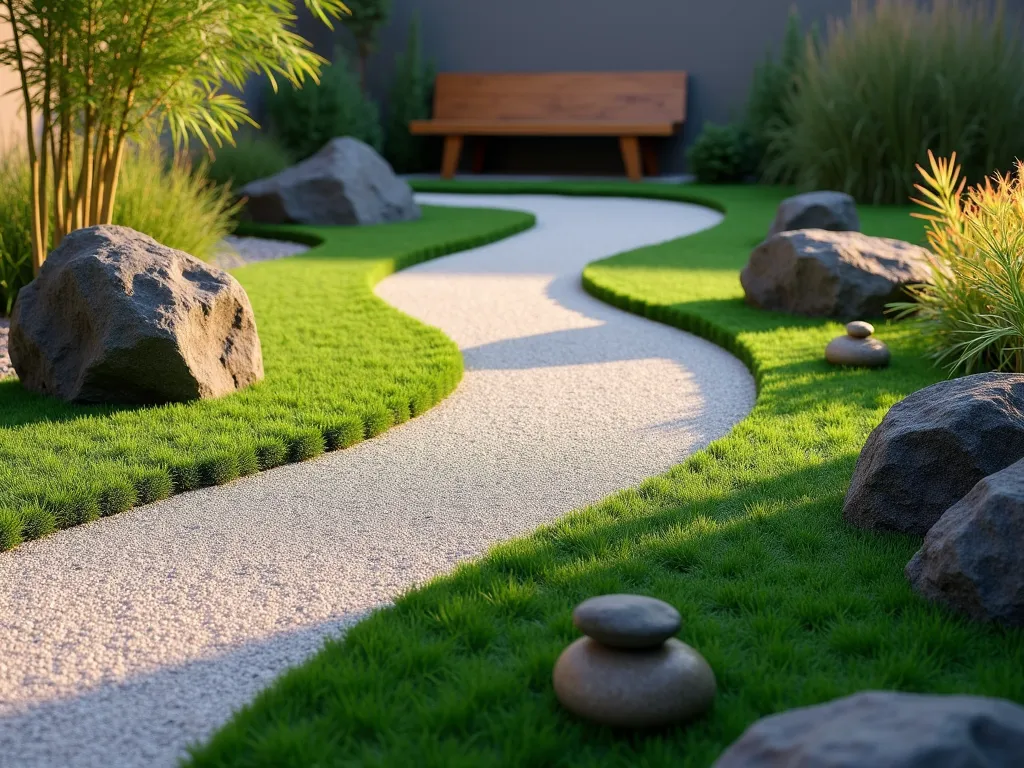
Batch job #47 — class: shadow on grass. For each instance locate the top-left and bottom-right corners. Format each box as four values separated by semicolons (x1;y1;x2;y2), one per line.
0;378;147;429
184;444;1024;767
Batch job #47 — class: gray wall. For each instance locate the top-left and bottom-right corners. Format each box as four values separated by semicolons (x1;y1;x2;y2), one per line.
288;0;862;175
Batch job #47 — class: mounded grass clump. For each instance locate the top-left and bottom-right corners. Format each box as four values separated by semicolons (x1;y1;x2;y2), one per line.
0;139;238;314
187;181;1024;768
766;0;1024;204
0;205;534;551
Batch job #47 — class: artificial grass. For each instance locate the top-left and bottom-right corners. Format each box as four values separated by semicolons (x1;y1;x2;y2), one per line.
187;181;1024;768
0;205;535;552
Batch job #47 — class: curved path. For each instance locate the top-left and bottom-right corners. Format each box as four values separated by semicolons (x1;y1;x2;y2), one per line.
0;194;755;767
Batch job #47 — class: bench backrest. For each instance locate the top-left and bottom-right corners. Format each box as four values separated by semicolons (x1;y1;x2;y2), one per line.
432;72;688;124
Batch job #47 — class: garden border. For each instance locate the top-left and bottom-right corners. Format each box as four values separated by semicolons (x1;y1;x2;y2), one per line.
0;209;536;551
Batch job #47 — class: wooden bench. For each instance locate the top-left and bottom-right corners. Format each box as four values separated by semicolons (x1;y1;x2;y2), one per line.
409;72;688;181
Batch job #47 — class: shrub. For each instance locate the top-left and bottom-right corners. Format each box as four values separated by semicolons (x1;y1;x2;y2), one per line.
0;151;34;315
686;123;753;184
204;134;293;191
114;141;239;262
745;5;808;176
0;140;238;314
266;49;383;161
382;14;436;173
890;151;1024;374
765;0;1024;204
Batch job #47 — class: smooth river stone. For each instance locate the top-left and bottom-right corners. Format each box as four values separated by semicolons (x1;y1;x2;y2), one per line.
553;637;717;728
845;320;874;339
825;334;890;368
572;594;682;649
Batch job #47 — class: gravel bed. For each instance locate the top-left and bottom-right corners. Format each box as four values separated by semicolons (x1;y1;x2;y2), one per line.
0;319;10;379
211;235;310;270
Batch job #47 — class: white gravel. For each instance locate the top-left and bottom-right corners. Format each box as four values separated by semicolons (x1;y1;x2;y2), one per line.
0;193;756;767
211;235;310;270
0;318;10;379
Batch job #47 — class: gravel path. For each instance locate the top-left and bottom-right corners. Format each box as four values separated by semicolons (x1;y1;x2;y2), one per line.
210;235;310;270
0;318;10;378
0;194;756;767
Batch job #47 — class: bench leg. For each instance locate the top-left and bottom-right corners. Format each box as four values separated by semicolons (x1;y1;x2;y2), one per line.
618;136;643;181
441;135;464;179
642;140;660;177
472;139;487;174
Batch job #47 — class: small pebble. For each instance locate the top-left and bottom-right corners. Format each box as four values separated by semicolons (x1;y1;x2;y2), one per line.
845;320;874;339
0;319;12;379
573;594;682;649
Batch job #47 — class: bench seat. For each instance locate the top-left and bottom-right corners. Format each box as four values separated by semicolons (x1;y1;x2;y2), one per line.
409;120;679;137
409;72;688;180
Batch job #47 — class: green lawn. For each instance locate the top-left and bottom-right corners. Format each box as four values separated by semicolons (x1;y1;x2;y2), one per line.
186;181;1024;768
0;205;534;550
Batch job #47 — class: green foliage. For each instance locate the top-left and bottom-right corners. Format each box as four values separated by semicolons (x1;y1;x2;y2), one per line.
765;0;1024;204
341;0;392;89
0;0;348;269
745;6;808;177
189;181;1023;768
0;508;22;552
382;14;436;173
114;141;239;262
686;122;753;184
265;49;383;161
891;152;1024;374
0;205;533;549
0;140;237;314
0;149;34;315
204;134;293;192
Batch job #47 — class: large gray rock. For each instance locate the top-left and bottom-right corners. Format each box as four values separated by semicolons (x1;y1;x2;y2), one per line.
740;229;934;319
713;691;1024;768
10;225;263;404
240;137;420;226
906;458;1024;626
768;190;860;237
843;373;1024;536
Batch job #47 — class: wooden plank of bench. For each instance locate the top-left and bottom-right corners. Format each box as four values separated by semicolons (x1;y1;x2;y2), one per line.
432;72;687;124
415;72;687;179
409;120;678;137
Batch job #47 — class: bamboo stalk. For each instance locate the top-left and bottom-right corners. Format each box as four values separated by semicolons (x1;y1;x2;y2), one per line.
99;139;125;224
38;17;53;262
5;0;45;272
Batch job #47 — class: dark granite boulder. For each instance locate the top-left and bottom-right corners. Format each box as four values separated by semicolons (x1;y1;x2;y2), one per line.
843;373;1024;536
740;229;934;319
10;225;263;404
713;691;1024;768
768;190;860;237
906;457;1024;626
240;137;420;226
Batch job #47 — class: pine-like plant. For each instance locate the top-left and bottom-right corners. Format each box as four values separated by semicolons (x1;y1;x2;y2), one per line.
265;49;383;161
383;14;435;173
341;0;392;92
745;6;808;178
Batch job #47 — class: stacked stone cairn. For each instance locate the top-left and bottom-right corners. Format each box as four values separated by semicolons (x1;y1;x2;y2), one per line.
553;594;716;728
825;321;890;368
